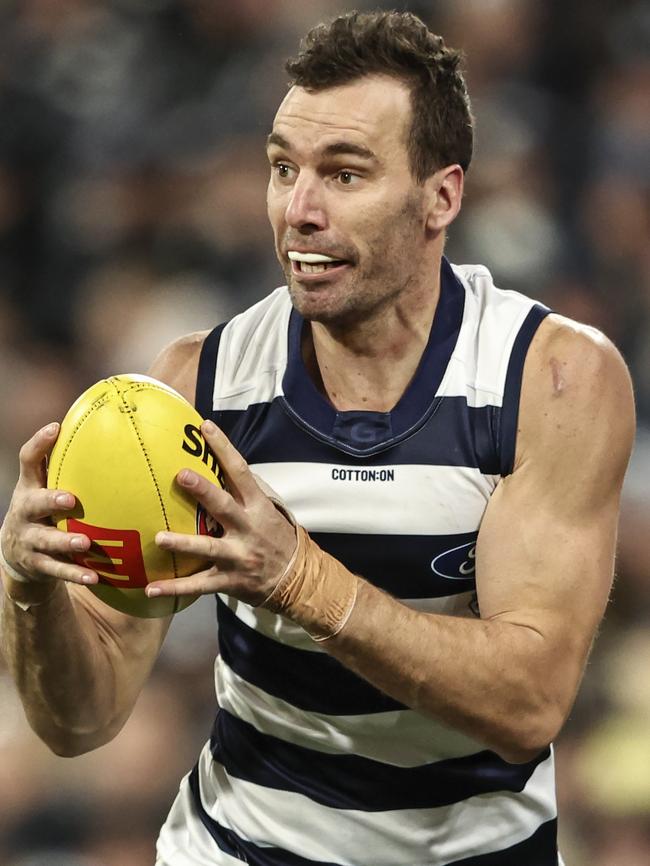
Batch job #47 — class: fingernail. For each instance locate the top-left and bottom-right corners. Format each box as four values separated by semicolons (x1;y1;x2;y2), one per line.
178;469;197;487
146;586;162;597
82;573;96;584
156;532;170;546
202;420;217;434
55;493;73;507
71;536;86;551
45;422;59;436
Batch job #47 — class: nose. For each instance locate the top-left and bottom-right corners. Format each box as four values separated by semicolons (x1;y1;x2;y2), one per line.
284;173;328;233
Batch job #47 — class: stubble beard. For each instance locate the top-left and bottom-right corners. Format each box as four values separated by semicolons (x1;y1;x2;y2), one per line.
285;191;426;329
286;262;398;328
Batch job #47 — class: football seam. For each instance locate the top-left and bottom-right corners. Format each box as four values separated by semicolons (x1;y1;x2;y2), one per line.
112;381;181;595
52;394;113;488
126;381;204;615
117;380;186;402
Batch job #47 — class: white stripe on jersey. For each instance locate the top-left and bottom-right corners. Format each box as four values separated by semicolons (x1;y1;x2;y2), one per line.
206;745;557;866
212;287;289;411
156;769;242;866
438;354;505;408
446;263;544;406
251;461;498;535
215;656;488;766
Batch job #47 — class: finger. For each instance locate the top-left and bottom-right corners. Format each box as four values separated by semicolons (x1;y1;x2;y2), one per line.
156;529;219;558
18;488;77;522
200;420;260;504
156;530;242;568
23;524;91;558
27;553;98;586
146;569;231;599
18;423;60;488
176;469;249;532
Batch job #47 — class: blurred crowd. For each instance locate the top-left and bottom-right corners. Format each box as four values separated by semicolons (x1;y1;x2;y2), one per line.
0;1;648;864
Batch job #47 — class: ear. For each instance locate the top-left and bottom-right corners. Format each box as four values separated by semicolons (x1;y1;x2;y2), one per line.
424;165;464;233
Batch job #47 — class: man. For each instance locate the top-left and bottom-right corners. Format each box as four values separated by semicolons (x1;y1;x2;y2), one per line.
0;11;635;866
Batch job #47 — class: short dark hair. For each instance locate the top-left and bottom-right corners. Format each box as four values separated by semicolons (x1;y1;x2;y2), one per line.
285;10;473;183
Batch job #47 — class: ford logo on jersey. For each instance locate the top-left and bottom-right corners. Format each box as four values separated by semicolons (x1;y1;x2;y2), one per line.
431;541;477;580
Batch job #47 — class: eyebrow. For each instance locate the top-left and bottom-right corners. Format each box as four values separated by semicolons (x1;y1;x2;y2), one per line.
266;131;377;162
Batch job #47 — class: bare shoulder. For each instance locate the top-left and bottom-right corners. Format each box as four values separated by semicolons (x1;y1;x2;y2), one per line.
525;313;632;396
516;313;635;490
147;330;211;405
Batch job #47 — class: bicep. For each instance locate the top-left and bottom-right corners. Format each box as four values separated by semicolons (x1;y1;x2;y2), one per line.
477;471;617;657
476;317;634;670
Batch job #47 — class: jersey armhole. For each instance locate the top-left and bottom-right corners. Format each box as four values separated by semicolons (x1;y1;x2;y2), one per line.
195;323;226;418
499;304;551;476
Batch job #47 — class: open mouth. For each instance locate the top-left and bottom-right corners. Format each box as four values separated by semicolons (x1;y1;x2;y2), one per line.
288;251;350;276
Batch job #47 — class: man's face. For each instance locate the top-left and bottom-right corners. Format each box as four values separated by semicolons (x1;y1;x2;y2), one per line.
266;75;430;327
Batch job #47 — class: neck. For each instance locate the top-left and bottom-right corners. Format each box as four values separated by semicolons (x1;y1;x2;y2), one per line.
303;264;442;413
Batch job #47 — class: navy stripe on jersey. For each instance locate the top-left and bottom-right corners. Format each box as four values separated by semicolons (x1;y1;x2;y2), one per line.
195;323;226;418
212;710;550;812
311;531;477;598
188;764;559;866
215;398;500;473
189;765;340;866
447;819;558;866
188;763;244;861
217;597;405;714
499;304;550;476
281;257;466;455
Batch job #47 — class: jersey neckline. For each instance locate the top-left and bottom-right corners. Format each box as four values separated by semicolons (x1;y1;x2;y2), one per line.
280;257;465;455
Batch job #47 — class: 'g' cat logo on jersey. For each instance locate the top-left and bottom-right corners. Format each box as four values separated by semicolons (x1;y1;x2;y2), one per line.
431;541;476;580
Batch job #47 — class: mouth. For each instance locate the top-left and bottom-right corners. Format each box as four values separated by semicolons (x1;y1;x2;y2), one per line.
287;250;351;278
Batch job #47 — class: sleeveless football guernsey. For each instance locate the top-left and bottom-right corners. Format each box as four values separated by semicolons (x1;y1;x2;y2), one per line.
156;259;565;866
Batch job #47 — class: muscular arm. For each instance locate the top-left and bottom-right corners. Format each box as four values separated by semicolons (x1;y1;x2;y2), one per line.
1;566;169;756
0;331;207;756
317;316;635;761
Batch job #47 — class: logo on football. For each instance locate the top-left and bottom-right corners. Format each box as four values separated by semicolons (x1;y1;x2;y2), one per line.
196;506;223;538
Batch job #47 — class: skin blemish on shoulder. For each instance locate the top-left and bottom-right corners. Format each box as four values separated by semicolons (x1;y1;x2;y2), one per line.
550;356;567;396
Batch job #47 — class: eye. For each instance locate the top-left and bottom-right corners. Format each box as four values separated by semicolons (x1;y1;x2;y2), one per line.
336;170;359;186
274;162;295;181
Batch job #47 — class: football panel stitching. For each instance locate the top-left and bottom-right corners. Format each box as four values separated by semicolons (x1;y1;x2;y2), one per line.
52;393;112;489
121;383;198;614
115;380;178;584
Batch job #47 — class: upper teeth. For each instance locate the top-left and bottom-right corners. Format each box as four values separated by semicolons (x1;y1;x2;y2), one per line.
288;252;338;264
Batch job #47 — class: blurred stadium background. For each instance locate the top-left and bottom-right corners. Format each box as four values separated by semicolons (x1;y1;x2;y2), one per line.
0;1;648;864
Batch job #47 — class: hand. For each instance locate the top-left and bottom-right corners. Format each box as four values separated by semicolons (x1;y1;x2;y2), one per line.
148;420;297;605
0;423;97;587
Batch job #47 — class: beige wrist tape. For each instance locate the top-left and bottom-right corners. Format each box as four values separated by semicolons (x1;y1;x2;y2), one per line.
261;526;359;642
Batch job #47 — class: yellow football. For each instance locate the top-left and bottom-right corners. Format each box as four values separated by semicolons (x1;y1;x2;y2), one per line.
47;374;223;618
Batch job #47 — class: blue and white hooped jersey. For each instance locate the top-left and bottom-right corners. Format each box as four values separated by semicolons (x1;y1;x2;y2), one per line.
156;259;563;866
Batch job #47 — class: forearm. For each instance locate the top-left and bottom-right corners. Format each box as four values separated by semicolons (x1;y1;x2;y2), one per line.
324;580;566;762
1;571;124;756
263;529;581;763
